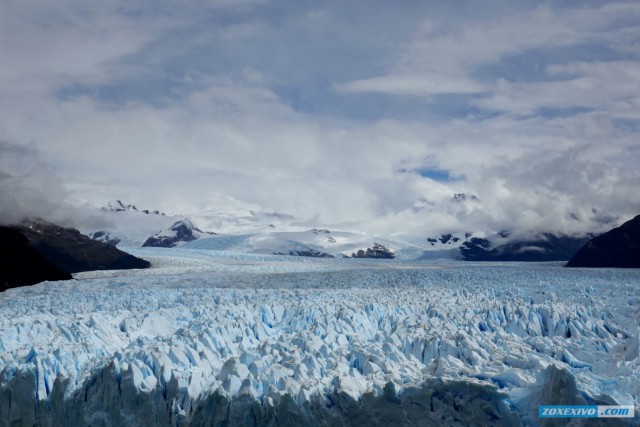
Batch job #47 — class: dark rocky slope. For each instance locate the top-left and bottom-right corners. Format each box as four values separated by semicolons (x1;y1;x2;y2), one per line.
460;234;590;262
0;226;72;291
566;215;640;268
13;219;150;274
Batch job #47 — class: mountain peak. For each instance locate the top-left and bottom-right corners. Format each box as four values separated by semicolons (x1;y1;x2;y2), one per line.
142;219;216;248
102;200;166;215
451;193;479;203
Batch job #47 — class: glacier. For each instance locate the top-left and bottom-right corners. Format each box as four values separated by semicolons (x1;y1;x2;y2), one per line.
0;248;638;426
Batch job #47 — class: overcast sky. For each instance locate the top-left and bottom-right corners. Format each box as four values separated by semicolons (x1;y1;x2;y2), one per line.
1;0;639;235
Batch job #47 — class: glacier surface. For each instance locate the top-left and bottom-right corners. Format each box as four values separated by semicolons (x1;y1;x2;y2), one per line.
0;248;638;426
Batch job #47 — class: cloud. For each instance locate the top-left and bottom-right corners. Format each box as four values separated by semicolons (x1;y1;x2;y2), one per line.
336;74;485;96
336;3;640;99
473;61;640;117
0;2;159;94
0;141;70;225
0;139;130;230
0;77;449;228
0;1;638;236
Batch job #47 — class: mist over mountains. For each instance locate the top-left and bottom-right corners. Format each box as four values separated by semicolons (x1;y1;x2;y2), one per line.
0;138;627;241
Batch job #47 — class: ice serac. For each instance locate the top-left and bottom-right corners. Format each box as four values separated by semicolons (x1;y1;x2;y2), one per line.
566;214;640;268
12;218;150;272
10;372;520;426
516;365;636;427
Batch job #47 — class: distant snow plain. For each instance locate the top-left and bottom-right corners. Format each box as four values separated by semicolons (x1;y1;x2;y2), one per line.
1;248;638;426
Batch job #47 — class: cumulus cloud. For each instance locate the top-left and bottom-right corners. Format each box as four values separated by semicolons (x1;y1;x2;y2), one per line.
0;79;449;228
0;1;638;236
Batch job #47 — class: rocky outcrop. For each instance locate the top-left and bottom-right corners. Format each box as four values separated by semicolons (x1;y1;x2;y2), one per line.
427;233;463;246
0;226;72;291
438;233;460;244
459;237;492;260
352;243;395;259
566;215;640;268
274;250;334;258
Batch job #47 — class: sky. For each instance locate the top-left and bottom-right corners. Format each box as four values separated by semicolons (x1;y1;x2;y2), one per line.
1;0;639;235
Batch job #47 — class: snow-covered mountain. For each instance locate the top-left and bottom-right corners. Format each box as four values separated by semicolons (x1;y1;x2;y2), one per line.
82;200;302;249
103;200;166;215
188;207;298;234
89;230;121;246
183;229;428;260
450;192;479;204
142;219;216;248
79;197;597;262
80;201;189;247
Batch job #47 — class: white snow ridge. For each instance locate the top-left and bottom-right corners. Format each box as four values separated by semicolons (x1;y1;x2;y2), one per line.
0;249;639;426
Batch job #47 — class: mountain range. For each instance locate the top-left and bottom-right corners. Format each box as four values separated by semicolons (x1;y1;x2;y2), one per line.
81;199;612;263
2;197;637;292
